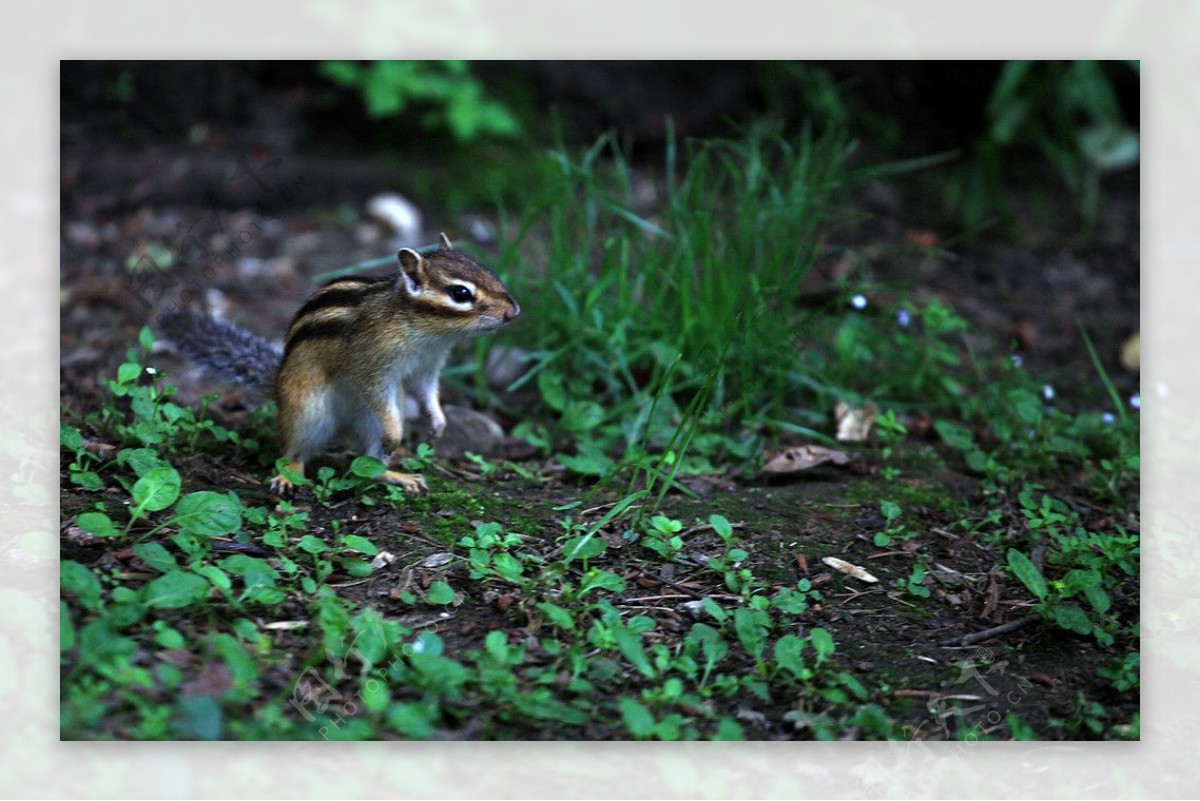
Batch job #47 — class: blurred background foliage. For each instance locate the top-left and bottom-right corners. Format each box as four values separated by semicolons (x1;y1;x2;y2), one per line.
61;60;1138;237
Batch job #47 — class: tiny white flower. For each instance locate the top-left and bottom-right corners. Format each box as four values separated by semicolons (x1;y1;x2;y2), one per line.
851;294;868;310
1010;355;1024;368
896;309;911;327
1102;412;1115;424
1042;384;1055;401
1130;393;1140;410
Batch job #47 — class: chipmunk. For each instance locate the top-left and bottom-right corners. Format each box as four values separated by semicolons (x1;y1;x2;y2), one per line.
160;233;520;496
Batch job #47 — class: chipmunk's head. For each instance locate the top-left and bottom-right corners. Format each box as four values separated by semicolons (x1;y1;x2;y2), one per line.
397;233;520;334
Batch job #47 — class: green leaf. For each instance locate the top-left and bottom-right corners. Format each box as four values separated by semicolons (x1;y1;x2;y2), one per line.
709;514;733;540
349;609;389;667
132;466;181;513
684;623;727;670
174;492;242;537
61;561;103;611
561;400;606;433
117;362;142;384
618;697;655;739
561;534;606;562
838;671;869;701
350;456;386;478
536;370;568;412
1052;603;1094;635
1082;584;1112;616
484;629;509;664
713;717;744;741
774;633;808;679
360;676;390;714
579;568;624;595
340;534;378;556
76;511;119;538
60;601;76;651
132;542;177;573
490;552;525;583
514;692;588;724
880;500;901;521
734;607;769;660
700;597;727;623
1006;548;1048;601
364;74;406;117
212;632;258;690
117;447;170;477
142;570;210;609
70;471;104;491
934;420;974;451
425;581;457;605
192;565;232;594
138;325;156;351
615;626;656;678
557;451;613;477
810;627;835;666
387;702;436;738
536;602;575;630
79;620;136;663
319;60;362;86
154;625;185;649
770;588;809;615
298;535;329;554
220;555;279;590
60;423;84;451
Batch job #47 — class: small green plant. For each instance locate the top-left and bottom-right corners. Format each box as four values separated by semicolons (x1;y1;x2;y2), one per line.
1097;651;1139;692
1005;485;1137;648
895;563;931;598
873;500;906;547
319;60;520;144
639;515;685;559
89;327;248;454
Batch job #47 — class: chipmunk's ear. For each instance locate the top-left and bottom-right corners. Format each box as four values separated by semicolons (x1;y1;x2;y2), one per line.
397;248;426;294
439;232;454;250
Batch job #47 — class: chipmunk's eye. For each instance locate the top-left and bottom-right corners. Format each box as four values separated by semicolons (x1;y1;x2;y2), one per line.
449;285;474;304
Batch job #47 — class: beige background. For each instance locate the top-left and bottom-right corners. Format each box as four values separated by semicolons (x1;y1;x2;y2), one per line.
11;0;1189;796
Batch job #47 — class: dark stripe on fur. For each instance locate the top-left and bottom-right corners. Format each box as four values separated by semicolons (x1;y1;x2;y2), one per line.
282;318;356;356
291;283;381;322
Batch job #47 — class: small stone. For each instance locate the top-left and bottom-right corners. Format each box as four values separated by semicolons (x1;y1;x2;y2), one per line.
430;405;505;458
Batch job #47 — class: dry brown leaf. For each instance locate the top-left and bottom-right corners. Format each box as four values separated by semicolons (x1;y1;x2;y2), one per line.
263;620;309;631
1120;331;1140;372
763;445;852;474
370;551;397;570
835;401;878;442
903;228;940;248
420;552;454;568
822;556;878;583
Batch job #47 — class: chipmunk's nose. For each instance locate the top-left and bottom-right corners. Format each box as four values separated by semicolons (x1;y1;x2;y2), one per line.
504;297;521;321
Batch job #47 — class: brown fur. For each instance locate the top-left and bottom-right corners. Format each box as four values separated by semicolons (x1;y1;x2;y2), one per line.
268;236;519;495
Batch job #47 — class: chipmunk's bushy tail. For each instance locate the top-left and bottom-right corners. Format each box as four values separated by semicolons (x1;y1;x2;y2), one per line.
158;310;282;395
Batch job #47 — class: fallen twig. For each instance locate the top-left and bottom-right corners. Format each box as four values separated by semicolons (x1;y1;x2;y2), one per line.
941;615;1039;647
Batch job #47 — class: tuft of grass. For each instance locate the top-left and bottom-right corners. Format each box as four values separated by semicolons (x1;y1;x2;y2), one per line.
495;125;952;478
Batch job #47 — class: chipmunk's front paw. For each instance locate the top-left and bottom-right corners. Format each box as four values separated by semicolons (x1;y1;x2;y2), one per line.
269;459;305;498
269;473;296;497
375;469;429;494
